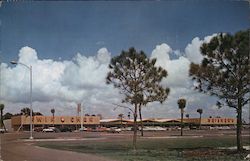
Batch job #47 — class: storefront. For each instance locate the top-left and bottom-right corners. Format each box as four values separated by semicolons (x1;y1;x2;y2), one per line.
11;115;100;131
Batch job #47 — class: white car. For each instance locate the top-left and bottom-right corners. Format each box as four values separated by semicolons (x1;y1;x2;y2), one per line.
108;127;121;133
122;127;132;131
79;127;89;132
143;126;157;131
42;128;54;132
155;126;167;131
0;128;7;133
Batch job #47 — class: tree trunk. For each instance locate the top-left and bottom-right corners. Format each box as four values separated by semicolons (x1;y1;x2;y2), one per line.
0;110;6;132
199;114;201;130
0;110;3;128
53;113;55;126
120;117;123;128
181;110;183;136
139;106;144;136
236;98;243;152
133;104;138;152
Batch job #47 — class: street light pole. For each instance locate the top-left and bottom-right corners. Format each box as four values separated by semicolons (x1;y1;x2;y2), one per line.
11;61;33;139
29;65;33;139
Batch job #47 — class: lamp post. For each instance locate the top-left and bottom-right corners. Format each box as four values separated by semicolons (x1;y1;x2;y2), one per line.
11;61;33;139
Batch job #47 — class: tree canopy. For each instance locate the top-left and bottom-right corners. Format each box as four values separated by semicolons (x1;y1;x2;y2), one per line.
177;98;186;110
107;47;170;150
20;107;43;116
3;112;13;120
197;108;203;115
51;108;55;114
189;29;249;152
107;47;170;106
190;30;249;109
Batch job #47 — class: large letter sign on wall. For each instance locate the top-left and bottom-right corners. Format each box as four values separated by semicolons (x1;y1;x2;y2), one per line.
17;116;100;125
206;118;235;124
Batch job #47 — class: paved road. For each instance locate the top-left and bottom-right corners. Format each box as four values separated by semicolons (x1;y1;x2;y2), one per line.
0;133;116;161
2;142;115;161
1;129;249;161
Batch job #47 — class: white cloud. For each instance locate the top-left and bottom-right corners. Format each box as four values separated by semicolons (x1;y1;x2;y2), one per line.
150;43;190;88
18;46;38;64
1;35;248;121
97;47;111;64
151;43;171;65
185;34;217;64
1;46;121;116
146;34;248;120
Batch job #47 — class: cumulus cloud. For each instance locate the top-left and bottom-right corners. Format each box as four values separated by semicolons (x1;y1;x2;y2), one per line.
150;43;190;88
146;34;248;120
185;34;217;64
97;47;111;64
1;34;248;121
1;46;121;116
151;43;171;64
147;43;194;118
18;46;38;64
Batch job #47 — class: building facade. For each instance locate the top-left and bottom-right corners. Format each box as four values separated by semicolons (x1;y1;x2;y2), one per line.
10;116;236;131
100;118;237;127
11;115;100;131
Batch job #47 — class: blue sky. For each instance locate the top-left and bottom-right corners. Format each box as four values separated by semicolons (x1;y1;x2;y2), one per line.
0;1;249;119
1;1;249;62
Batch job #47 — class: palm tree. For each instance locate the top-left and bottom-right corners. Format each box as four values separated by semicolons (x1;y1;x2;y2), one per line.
185;114;190;129
178;98;186;136
128;112;131;119
51;108;55;126
117;113;124;128
197;108;203;129
0;104;6;131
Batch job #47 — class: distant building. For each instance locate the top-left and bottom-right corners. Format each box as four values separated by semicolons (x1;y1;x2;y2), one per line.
183;118;236;126
10;116;237;131
100;118;237;127
11;115;100;131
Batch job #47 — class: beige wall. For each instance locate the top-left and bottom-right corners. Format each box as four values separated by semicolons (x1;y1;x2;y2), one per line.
12;115;100;126
183;118;236;125
11;116;22;125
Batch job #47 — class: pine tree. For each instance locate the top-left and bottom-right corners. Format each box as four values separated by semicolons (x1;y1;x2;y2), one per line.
107;47;170;151
189;29;250;152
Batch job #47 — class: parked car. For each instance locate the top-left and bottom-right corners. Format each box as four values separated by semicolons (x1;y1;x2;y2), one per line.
79;127;88;132
93;127;107;132
34;127;43;132
42;128;54;132
143;126;156;131
189;126;197;130
42;127;60;132
131;126;141;131
0;128;7;133
108;127;121;133
60;127;72;132
140;126;166;131
123;127;132;131
218;126;231;130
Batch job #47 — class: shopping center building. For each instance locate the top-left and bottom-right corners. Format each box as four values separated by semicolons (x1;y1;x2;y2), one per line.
9;115;236;132
100;117;237;127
